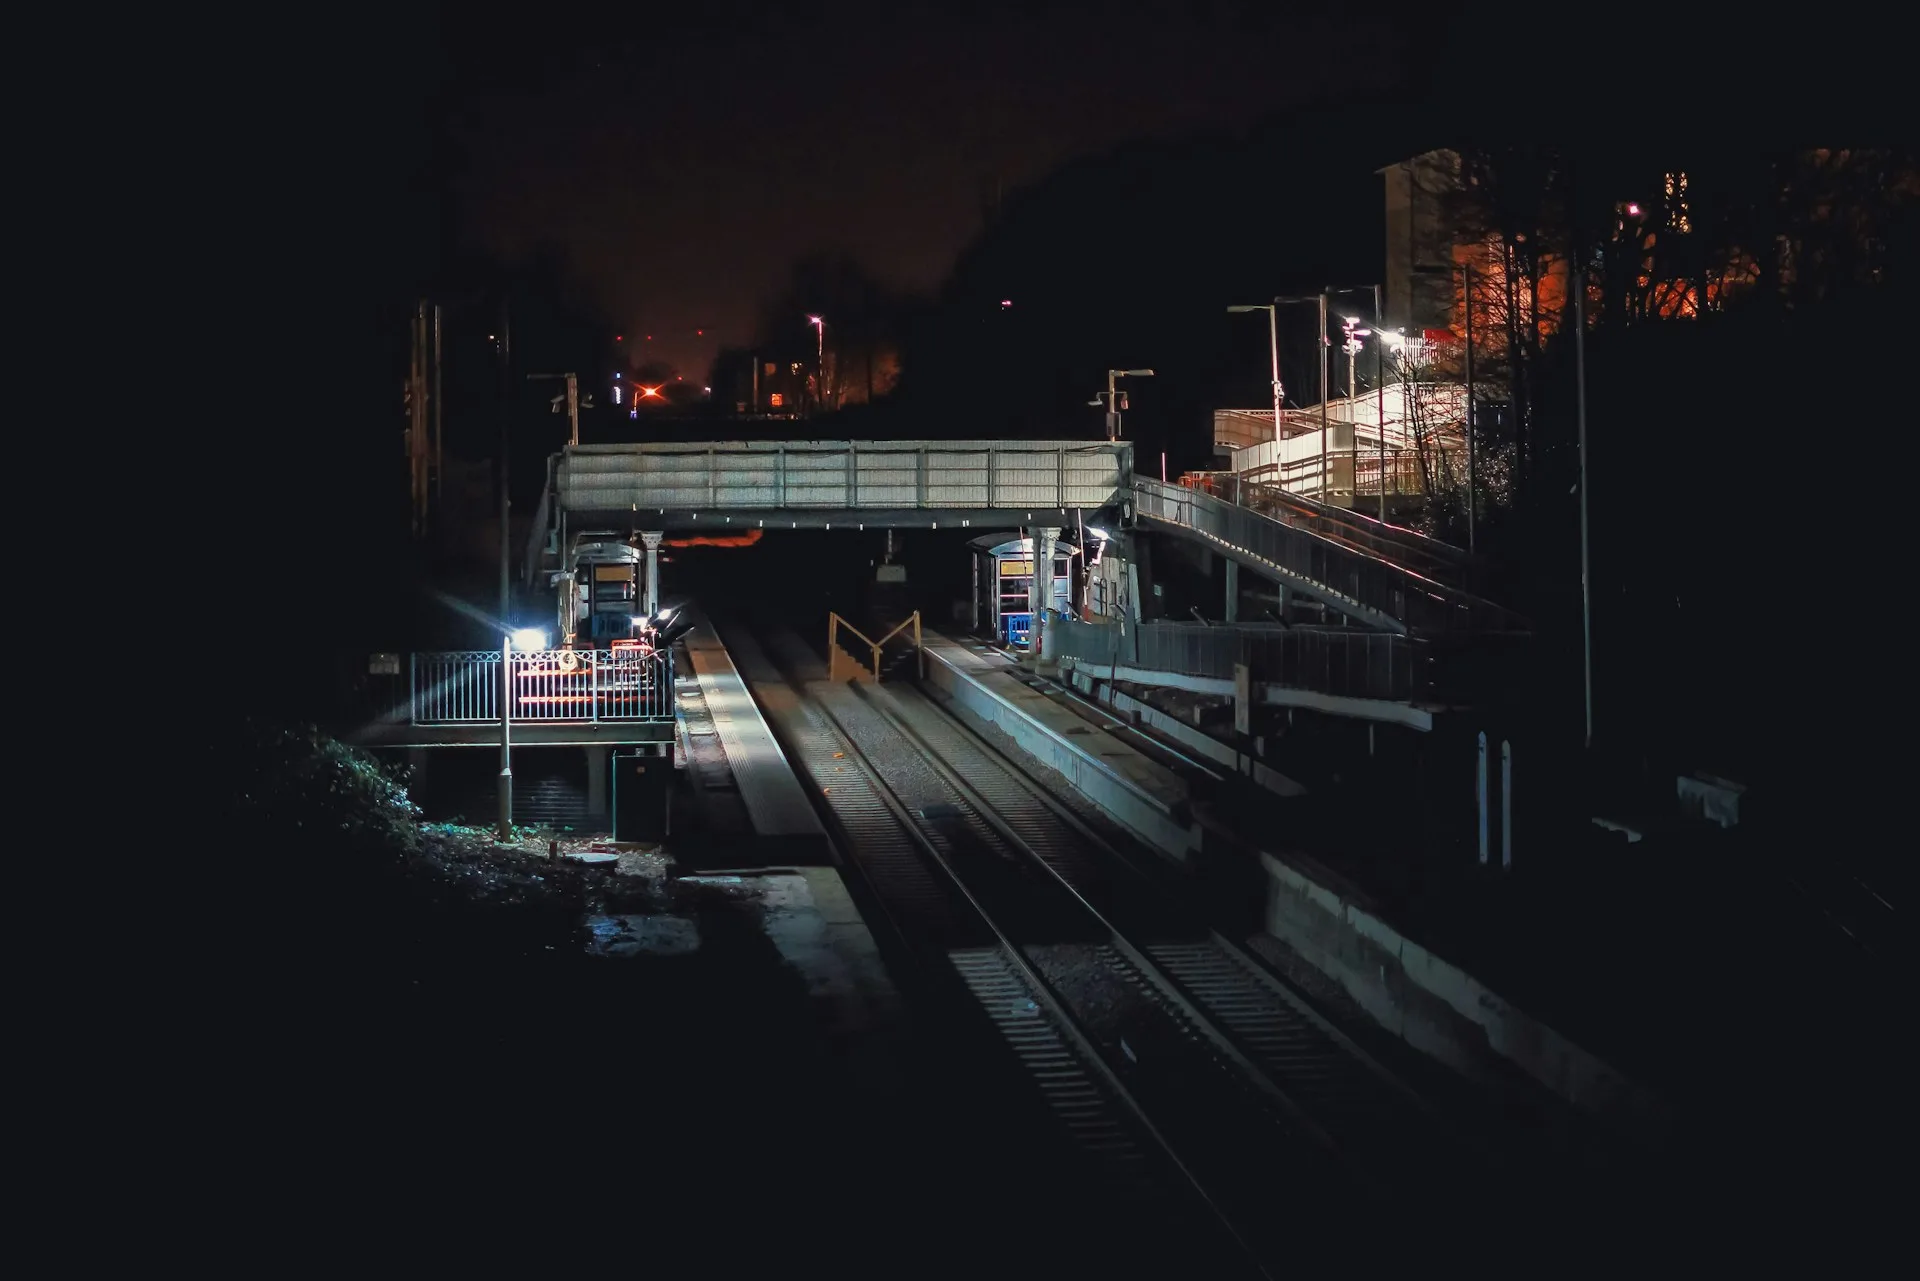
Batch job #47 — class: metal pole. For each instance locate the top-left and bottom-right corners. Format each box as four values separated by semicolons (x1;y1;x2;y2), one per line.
1317;293;1330;502
413;304;429;534
432;303;443;525
972;553;980;634
1464;262;1476;553
1075;507;1089;617
499;300;512;628
1107;369;1119;441
1576;263;1594;750
566;373;579;448
1029;530;1044;652
498;635;514;840
1267;305;1283;443
1374;285;1386;522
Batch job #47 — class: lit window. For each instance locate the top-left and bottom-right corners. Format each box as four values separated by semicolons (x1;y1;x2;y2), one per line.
1664;171;1691;234
769;393;784;407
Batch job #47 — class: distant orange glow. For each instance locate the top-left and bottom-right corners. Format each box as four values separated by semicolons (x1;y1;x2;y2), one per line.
665;530;764;548
640;385;664;398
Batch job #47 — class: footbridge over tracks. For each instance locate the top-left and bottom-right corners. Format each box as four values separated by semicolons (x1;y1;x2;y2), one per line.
521;441;1526;642
525;439;1135;584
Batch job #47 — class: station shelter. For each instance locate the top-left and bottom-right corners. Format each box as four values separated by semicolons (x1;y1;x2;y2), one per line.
966;532;1074;649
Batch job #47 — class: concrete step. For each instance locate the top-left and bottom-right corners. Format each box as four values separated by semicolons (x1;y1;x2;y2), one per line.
828;640;873;682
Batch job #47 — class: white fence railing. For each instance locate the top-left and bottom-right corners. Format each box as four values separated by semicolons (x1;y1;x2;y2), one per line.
411;648;674;725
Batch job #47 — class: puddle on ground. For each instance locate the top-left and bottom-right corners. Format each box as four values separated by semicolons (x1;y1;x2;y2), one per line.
583;913;700;958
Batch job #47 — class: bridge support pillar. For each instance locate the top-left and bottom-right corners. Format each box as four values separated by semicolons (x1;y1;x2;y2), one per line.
971;553;981;635
585;745;610;825
641;531;663;615
1031;527;1058;661
1224;558;1240;623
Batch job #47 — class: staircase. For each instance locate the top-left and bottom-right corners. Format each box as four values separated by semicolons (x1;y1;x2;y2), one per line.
830;637;875;683
827;611;924;684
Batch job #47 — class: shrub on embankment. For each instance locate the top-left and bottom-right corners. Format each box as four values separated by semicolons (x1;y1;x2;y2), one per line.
225;720;421;860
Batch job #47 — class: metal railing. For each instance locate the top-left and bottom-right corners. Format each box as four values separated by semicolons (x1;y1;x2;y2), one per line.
827;612;925;683
1052;618;1428;703
1179;471;1483;591
410;648;675;724
1132;477;1526;635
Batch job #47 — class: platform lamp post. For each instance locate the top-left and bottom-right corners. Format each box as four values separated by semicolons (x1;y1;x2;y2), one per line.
1226;304;1285;447
495;304;512;629
1092;369;1155;441
527;372;585;447
1326;284;1387;520
1372;284;1384;520
1262;297;1331;499
1316;293;1329;501
498;632;513;841
500;627;549;840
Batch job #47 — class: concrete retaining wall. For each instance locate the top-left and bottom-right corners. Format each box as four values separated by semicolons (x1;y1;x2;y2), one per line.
926;636;1660;1135
1261;851;1667;1136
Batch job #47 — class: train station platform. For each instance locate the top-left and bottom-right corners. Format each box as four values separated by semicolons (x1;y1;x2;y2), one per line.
917;629;1670;1138
918;633;1198;860
924;625;1901;1220
680;614;832;865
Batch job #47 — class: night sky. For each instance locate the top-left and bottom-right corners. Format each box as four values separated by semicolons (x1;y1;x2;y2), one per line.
445;2;1402;379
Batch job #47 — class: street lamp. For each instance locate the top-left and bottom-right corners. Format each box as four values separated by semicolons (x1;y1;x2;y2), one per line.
1340;316;1369;398
1325;284;1385;520
1342;312;1392;520
1253;296;1333;500
498;630;514;840
527;372;585;446
1226;304;1285;447
1092;368;1154;440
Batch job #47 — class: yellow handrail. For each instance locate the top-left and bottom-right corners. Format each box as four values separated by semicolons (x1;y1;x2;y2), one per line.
827;610;924;682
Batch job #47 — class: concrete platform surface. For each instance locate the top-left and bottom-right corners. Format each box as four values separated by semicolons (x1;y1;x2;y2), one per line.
920;633;1197;858
684;615;829;859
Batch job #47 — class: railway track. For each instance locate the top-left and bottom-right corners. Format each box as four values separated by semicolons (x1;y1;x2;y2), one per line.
733;622;1490;1271
718;626;1259;1277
